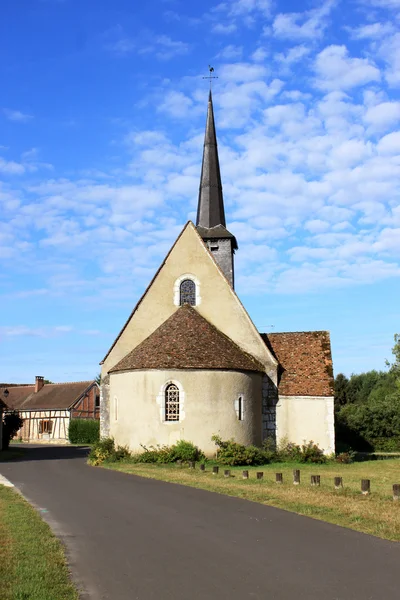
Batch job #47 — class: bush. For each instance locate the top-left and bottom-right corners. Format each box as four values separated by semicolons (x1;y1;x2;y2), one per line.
274;437;327;463
276;438;303;462
88;438;116;466
88;438;204;466
2;412;24;450
135;440;205;464
299;441;327;464
69;419;100;444
212;435;270;466
335;451;356;464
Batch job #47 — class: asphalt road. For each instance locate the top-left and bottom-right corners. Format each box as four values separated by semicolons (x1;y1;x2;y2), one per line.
1;445;399;600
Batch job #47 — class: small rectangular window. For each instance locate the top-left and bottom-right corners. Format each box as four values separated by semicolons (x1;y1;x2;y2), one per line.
114;397;118;421
95;395;100;408
235;395;244;421
39;420;53;434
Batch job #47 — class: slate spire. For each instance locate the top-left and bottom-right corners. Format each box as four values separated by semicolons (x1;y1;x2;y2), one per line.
196;90;226;228
195;90;237;288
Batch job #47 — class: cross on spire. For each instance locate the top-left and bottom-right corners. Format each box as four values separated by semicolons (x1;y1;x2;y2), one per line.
202;65;218;90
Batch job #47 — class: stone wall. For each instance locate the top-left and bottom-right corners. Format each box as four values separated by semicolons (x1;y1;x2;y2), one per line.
262;374;279;447
100;374;110;439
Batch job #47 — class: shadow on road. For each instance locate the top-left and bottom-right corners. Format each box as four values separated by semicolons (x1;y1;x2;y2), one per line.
0;444;90;462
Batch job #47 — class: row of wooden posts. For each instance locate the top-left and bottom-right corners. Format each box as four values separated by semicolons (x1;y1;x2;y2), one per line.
185;462;400;501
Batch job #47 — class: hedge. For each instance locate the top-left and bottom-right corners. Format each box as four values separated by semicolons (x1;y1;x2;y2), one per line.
68;419;100;444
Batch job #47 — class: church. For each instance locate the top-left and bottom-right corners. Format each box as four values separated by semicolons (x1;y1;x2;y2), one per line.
99;91;335;456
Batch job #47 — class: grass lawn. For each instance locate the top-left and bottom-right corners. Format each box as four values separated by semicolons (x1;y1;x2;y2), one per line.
0;485;78;600
102;459;400;542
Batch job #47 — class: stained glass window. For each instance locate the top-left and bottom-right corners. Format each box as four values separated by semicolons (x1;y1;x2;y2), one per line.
165;384;179;421
179;279;196;306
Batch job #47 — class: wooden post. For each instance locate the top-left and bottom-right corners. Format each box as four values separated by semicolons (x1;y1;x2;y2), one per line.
276;473;283;484
334;477;343;490
242;470;249;479
293;469;300;485
361;479;370;495
224;470;230;478
189;461;195;469
393;484;400;501
311;475;320;486
200;464;205;471
212;466;219;475
257;472;264;480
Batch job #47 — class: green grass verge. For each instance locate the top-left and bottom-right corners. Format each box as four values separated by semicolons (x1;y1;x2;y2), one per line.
101;459;400;542
0;485;79;600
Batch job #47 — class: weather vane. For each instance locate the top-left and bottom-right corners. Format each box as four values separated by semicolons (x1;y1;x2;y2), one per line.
203;65;218;90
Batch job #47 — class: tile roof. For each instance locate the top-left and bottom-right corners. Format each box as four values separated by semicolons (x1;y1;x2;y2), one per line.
1;381;96;411
110;304;264;373
261;331;334;397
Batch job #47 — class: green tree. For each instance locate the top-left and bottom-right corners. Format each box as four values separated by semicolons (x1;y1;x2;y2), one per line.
2;412;24;450
334;373;349;407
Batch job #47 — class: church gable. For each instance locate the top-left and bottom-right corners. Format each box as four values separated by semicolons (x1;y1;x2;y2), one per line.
101;221;277;376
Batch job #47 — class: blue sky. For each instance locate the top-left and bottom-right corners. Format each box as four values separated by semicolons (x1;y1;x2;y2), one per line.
1;0;399;383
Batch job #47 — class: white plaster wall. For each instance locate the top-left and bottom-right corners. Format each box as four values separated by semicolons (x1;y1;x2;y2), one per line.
101;223;277;380
276;396;335;455
109;369;263;455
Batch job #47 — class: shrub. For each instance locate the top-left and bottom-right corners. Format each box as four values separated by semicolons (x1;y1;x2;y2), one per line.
211;435;270;466
88;438;116;466
2;412;24;450
299;441;327;464
336;451;356;464
88;439;204;466
135;440;205;464
276;438;303;462
69;419;100;444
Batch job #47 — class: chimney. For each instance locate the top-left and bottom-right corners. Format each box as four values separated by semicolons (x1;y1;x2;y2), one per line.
35;376;44;393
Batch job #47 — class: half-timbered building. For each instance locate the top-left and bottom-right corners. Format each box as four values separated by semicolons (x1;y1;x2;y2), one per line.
1;377;99;443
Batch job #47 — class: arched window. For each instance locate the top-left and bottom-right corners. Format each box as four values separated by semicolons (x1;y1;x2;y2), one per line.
165;383;179;421
179;279;196;306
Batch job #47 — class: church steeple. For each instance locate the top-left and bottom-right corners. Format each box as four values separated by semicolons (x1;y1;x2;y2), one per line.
196;90;237;288
196;90;226;228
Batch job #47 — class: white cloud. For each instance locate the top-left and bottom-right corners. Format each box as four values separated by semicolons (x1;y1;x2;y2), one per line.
0;158;25;175
140;35;189;60
314;45;381;90
377;131;400;154
348;21;394;40
251;47;268;62
0;325;73;338
379;32;400;86
272;0;336;40
3;109;33;122
212;22;237;34
274;45;311;70
157;91;195;119
364;101;400;131
219;62;268;82
216;45;243;60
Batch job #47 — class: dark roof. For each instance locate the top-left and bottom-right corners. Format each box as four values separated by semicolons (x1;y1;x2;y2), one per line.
110;304;264;373
196;225;238;250
196;90;226;230
1;381;97;411
262;331;334;397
